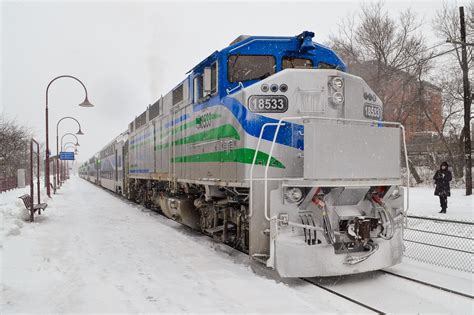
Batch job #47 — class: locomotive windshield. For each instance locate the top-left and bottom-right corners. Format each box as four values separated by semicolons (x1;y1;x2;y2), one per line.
228;55;276;83
282;57;313;69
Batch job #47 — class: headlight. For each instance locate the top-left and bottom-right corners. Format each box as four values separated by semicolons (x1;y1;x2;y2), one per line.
286;187;303;203
332;92;344;105
331;77;344;90
390;189;401;199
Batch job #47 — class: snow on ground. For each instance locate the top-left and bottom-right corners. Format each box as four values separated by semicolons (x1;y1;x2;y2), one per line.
1;176;368;313
0;184;47;240
1;177;472;313
407;186;473;220
387;258;474;296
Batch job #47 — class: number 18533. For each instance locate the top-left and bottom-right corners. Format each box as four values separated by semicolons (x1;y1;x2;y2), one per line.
363;104;382;120
248;95;288;113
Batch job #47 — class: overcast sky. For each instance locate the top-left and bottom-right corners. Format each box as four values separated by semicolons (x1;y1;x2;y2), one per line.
0;0;466;161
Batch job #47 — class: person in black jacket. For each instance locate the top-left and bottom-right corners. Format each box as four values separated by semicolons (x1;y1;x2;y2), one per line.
433;161;452;213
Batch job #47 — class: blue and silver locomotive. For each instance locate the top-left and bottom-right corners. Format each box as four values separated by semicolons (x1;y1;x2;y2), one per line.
81;31;408;277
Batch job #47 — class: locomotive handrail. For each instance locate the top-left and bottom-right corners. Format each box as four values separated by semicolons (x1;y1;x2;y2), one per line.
248;115;410;222
249;122;284;217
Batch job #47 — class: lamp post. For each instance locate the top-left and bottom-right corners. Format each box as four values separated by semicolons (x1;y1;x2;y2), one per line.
60;134;80;184
64;146;78;153
60;133;80;151
45;75;94;197
63;141;78;148
63;145;78;180
56;116;83;187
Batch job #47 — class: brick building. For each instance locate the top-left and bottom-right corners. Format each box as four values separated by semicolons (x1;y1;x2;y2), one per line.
347;60;443;142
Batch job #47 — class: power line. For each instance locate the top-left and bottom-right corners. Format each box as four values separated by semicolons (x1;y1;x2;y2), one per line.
422;41;451;53
447;39;474;47
395;47;458;72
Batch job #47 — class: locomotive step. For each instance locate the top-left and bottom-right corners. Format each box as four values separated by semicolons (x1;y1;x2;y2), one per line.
205;225;224;234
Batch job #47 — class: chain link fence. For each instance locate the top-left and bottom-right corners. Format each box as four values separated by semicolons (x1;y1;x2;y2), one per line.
403;215;474;273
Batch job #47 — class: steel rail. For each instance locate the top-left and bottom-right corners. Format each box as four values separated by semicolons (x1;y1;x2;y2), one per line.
379;270;474;299
302;278;385;314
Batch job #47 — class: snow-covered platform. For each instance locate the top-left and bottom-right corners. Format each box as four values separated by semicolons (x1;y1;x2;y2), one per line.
0;177;472;313
0;177;369;313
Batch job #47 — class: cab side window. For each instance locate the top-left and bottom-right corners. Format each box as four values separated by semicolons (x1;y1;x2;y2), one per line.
194;75;203;102
211;63;217;94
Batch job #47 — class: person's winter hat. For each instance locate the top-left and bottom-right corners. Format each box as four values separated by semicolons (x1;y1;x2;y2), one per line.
441;161;449;169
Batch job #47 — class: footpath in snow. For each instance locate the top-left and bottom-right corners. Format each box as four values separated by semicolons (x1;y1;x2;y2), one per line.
1;176;366;313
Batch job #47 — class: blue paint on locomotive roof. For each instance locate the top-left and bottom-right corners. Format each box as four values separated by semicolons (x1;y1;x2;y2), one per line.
188;31;346;78
187;51;219;74
193;96;304;151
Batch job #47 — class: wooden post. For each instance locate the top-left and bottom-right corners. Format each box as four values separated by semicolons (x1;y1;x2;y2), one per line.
37;149;40;204
32;139;41;204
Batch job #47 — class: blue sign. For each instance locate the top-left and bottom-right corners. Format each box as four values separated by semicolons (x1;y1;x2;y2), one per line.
59;152;75;160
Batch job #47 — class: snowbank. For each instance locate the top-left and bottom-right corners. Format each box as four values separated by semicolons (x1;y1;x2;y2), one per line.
0;186;43;241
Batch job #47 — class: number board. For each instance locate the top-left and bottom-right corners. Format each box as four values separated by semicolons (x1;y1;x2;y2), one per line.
248;95;288;113
363;103;382;120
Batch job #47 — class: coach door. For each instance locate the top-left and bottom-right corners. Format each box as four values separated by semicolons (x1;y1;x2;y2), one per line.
115;148;118;182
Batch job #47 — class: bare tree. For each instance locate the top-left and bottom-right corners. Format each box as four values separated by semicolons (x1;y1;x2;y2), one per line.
0;113;31;178
330;2;432;97
433;1;473;71
329;1;435;183
432;1;473;179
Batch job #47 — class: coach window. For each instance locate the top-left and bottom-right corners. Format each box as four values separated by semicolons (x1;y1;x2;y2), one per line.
282;57;313;69
228;55;276;83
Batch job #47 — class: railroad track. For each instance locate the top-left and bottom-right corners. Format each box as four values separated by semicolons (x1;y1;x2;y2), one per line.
303;269;473;314
378;269;474;299
302;277;384;314
86;179;473;313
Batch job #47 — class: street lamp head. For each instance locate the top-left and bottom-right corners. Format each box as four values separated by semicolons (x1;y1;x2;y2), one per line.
79;97;94;107
75;141;80;146
76;128;84;135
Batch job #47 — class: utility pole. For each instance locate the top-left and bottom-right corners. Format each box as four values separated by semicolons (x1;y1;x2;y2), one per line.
459;6;472;195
